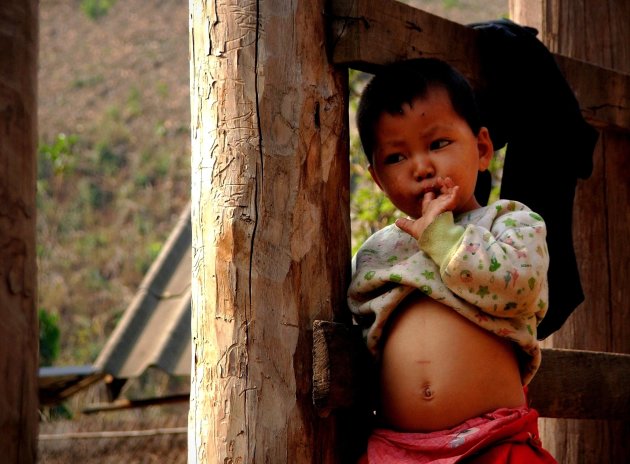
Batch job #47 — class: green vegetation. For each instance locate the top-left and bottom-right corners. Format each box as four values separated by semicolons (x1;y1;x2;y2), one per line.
72;74;104;89
38;133;78;176
125;87;143;119
442;0;461;8
348;70;400;254
81;0;117;20
39;309;61;367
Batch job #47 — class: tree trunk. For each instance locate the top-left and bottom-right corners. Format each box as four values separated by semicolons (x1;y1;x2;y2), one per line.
0;0;39;462
188;1;350;462
511;1;630;462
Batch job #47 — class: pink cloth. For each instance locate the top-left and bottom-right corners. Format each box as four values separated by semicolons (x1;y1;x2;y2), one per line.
361;407;556;464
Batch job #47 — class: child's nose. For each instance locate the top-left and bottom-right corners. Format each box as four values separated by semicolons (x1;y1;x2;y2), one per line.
413;155;434;179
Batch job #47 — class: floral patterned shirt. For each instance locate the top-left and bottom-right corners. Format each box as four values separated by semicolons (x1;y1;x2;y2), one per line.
348;199;549;385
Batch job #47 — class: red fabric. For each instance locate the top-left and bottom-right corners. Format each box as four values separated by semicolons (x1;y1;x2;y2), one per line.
358;407;556;464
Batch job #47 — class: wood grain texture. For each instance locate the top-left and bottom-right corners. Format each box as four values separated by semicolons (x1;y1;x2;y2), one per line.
512;1;630;462
329;0;480;81
189;1;350;462
0;1;39;462
527;348;630;420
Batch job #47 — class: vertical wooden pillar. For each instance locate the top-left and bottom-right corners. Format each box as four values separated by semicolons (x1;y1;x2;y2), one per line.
188;0;350;462
0;0;39;462
511;1;630;462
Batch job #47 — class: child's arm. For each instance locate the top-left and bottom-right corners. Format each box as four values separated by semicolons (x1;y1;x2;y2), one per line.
421;202;548;318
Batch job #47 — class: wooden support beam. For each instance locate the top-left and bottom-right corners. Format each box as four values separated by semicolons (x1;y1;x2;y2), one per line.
312;320;630;420
327;0;630;132
0;1;39;462
190;1;350;461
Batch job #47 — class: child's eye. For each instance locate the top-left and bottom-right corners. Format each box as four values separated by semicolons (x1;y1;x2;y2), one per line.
430;139;451;150
384;153;405;164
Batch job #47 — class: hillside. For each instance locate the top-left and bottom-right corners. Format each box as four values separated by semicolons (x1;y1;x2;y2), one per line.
38;0;191;366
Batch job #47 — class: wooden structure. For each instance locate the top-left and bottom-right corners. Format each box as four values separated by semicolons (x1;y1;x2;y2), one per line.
189;0;630;462
511;1;630;461
188;0;350;462
0;0;39;462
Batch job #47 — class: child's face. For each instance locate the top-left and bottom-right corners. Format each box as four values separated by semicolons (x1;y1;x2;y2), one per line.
368;87;493;219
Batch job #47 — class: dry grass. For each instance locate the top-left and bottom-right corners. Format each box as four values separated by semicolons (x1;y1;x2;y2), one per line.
39;379;188;463
38;406;188;464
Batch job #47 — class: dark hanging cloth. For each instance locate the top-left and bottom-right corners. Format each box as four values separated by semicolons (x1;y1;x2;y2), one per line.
469;19;599;339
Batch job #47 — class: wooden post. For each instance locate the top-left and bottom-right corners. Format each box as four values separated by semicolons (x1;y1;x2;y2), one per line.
188;1;350;462
0;0;39;462
511;0;630;462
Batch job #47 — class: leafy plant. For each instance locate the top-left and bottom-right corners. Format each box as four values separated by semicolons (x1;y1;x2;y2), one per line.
38;133;79;177
39;308;61;367
80;0;117;20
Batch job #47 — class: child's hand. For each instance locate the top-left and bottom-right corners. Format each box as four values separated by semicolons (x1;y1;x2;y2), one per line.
396;177;459;240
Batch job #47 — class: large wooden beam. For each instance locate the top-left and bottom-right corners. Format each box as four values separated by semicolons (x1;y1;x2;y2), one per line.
312;321;630;420
328;0;630;132
0;1;39;462
189;0;350;462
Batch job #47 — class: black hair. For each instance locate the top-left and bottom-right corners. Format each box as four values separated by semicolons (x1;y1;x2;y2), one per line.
356;58;482;163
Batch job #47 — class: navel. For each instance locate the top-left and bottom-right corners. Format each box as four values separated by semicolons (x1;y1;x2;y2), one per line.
421;383;435;400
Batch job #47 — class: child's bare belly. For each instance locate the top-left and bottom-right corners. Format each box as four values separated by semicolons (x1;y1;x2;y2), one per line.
378;295;525;432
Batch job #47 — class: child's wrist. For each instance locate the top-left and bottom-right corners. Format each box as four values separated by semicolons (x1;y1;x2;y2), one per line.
418;212;465;268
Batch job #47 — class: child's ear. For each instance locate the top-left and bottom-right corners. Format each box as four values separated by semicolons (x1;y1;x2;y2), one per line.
368;165;384;191
477;127;494;172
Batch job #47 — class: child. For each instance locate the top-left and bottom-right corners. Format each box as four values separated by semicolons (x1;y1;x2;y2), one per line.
348;58;557;463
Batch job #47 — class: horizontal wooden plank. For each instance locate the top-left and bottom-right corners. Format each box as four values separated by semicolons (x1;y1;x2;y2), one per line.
312;320;630;420
553;54;630;131
327;0;630;131
328;0;480;81
528;347;630;420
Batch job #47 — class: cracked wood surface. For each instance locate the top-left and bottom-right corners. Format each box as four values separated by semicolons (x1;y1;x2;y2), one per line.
189;1;350;462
